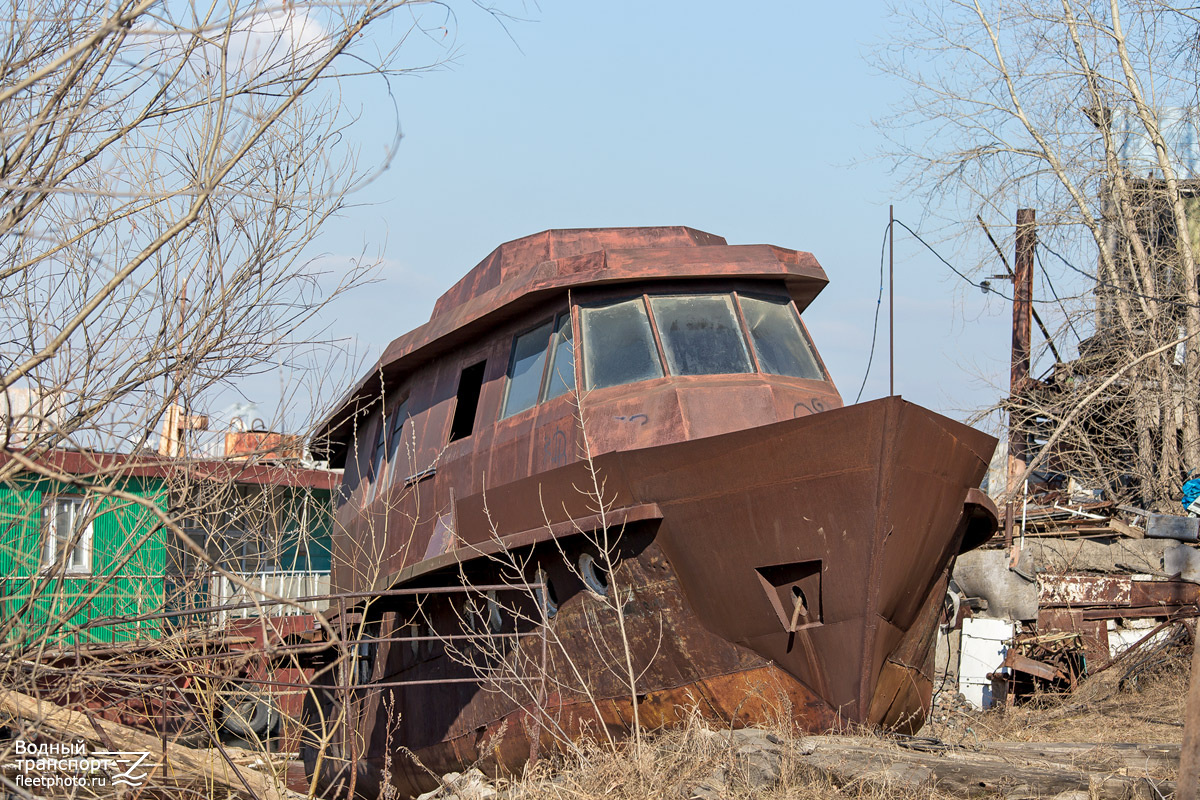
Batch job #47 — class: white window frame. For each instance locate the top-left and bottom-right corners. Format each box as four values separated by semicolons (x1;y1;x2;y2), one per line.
42;495;93;574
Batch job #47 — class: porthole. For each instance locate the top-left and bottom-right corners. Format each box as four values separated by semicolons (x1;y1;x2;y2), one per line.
533;568;558;619
578;553;610;597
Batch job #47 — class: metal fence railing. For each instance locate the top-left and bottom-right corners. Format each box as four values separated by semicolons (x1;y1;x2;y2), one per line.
210;569;332;624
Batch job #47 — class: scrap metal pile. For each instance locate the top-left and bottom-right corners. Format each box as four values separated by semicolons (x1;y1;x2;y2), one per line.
946;494;1200;707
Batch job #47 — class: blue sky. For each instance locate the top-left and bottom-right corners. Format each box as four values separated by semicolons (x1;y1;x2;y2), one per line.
263;2;1037;433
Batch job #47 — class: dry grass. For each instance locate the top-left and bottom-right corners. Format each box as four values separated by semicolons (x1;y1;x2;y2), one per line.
503;722;954;800
498;636;1191;800
930;628;1190;748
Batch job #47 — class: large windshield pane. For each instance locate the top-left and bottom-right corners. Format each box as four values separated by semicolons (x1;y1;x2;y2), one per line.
649;294;753;376
541;313;575;401
581;299;664;390
502;320;554;418
739;294;824;380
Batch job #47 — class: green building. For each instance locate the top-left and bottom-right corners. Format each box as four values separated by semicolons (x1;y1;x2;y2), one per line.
0;451;338;650
0;453;169;648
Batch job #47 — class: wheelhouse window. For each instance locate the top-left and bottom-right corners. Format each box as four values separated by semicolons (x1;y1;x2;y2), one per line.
500;312;574;419
543;314;575;402
365;410;387;504
740;294;824;380
43;496;92;573
502;320;553;419
579;291;825;391
365;395;411;503
648;294;753;376
386;399;411;487
580;299;663;390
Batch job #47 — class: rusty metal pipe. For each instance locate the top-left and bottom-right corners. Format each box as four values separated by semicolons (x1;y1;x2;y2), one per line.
70;582;544;631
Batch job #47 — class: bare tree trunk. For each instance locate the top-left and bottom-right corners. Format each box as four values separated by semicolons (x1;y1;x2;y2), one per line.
878;0;1200;508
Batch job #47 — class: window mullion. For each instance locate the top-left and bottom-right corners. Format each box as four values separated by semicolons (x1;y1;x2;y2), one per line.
68;501;77;569
640;294;670;376
44;501;55;565
732;292;763;373
569;301;582;394
61;500;71;566
536;314;559;402
81;500;91;572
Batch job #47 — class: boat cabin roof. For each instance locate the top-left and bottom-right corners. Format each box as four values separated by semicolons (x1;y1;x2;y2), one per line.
314;226;829;457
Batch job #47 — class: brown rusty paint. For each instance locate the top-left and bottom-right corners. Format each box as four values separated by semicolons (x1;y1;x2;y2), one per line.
999;651;1066;683
357;662;835;798
1038;574;1133;607
315;231;830;463
306;228;999;798
1038;574;1200;610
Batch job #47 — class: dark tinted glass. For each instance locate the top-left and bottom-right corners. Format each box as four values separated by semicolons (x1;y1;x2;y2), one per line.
581;299;663;390
501;320;553;418
369;414;387;481
740;295;823;379
649;294;752;376
386;399;410;485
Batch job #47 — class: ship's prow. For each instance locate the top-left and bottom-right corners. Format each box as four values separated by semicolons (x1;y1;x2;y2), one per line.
303;224;999;799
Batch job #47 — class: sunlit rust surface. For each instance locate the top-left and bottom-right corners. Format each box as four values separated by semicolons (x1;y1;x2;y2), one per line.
305;228;999;799
308;399;997;799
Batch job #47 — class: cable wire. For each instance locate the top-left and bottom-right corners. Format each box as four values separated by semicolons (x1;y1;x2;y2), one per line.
854;222;889;403
893;219;1008;298
1039;238;1200;309
1034;247;1084;342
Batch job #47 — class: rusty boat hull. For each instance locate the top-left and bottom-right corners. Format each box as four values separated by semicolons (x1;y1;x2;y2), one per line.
306;396;997;798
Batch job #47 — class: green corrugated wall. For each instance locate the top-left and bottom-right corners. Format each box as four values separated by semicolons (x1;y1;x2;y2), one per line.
0;475;168;648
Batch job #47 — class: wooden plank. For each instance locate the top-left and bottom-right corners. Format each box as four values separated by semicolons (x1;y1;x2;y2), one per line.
796;736;1174;798
0;689;305;800
1073;520;1144;538
978;740;1178;771
1109;518;1145;539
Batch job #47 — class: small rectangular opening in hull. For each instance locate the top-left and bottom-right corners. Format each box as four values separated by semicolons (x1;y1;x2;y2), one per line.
450;361;487;441
755;559;822;632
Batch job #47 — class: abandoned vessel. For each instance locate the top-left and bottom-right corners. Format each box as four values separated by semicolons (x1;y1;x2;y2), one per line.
307;227;999;798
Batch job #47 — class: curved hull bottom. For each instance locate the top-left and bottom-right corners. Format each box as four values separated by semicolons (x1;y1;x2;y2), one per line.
307;399;994;799
313;659;932;800
310;535;950;800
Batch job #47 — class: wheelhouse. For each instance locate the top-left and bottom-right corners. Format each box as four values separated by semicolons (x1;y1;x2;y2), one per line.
316;227;841;594
339;283;834;511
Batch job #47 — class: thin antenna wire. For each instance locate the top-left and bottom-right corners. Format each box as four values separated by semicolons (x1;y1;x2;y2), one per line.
854;222;890;403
